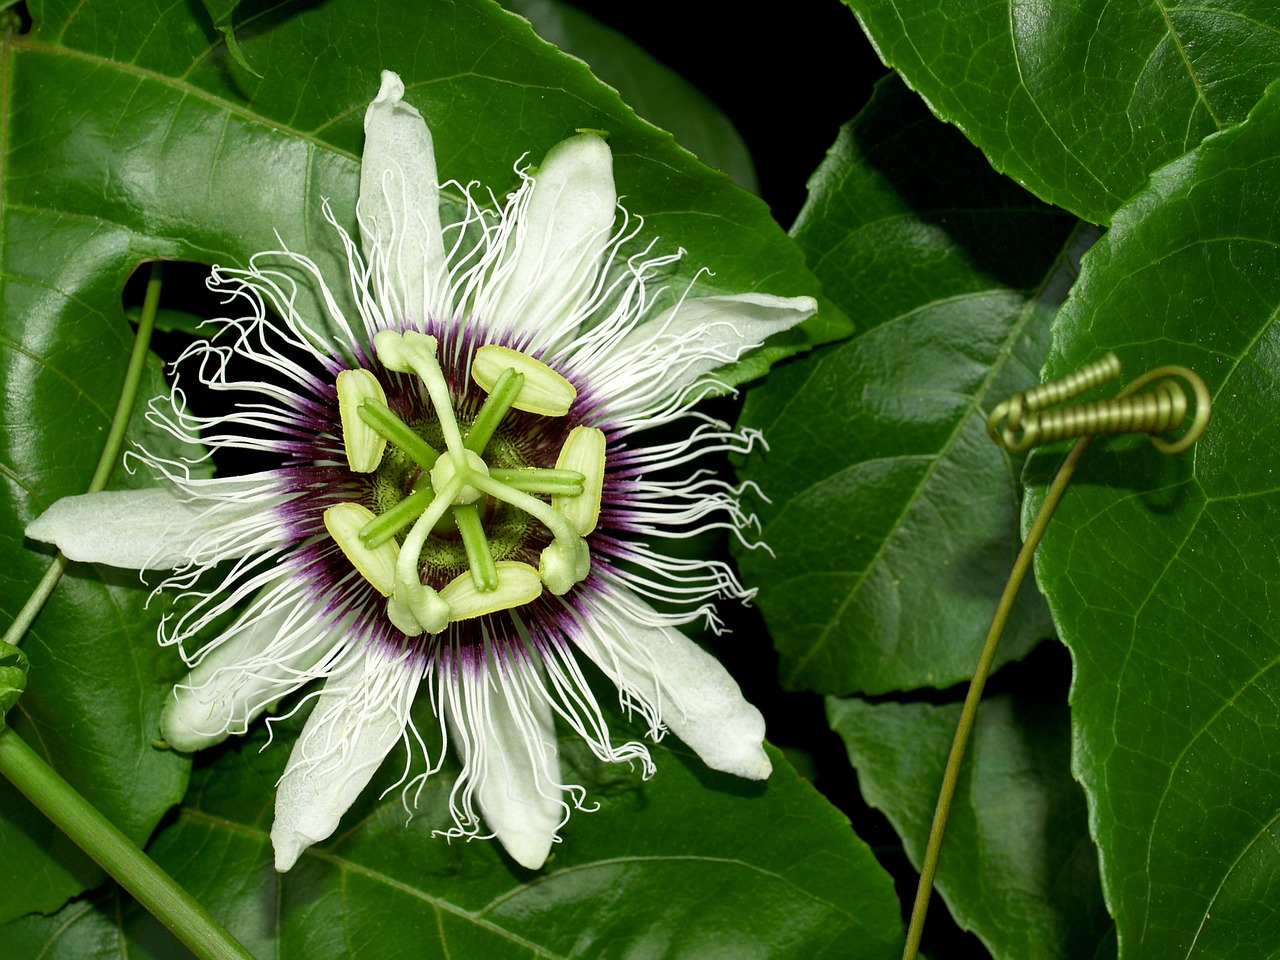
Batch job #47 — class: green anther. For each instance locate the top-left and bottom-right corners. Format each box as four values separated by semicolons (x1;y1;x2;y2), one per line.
453;504;498;591
465;368;525;455
358;399;439;471
359;484;435;548
440;561;543;623
552;425;606;535
488;467;585;496
337;368;389;473
324;502;400;596
472;344;577;416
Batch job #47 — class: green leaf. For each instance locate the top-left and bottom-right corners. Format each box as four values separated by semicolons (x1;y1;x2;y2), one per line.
828;675;1115;960
1;350;194;918
195;0;258;76
1024;79;1280;957
0;641;28;726
1;0;839;924
500;0;758;192
737;77;1073;694
843;0;1280;224
6;713;905;958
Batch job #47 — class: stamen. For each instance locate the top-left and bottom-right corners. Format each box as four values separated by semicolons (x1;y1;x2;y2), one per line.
439;561;543;622
358;399;439;471
374;330;467;455
466;472;592;594
389;474;464;636
552;426;606;535
467;471;581;545
359;484;434;547
324;502;399;596
454;504;498;591
472;344;577;416
465;367;525;455
488;467;585;495
337;369;388;472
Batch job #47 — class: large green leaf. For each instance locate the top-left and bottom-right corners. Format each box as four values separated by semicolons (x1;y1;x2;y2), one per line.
2;0;842;924
1025;79;1280;957
0;355;193;921
737;77;1073;694
828;671;1114;960
8;711;904;959
843;0;1280;225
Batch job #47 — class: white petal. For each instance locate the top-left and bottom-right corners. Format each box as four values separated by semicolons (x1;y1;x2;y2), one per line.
359;69;447;325
489;134;616;348
271;646;420;871
574;585;771;780
606;291;817;408
445;652;563;869
24;478;282;570
161;596;350;752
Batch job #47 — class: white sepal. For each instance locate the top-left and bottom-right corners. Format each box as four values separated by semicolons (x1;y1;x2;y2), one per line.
575;584;771;780
487;134;616;349
162;598;349;752
24;478;285;570
359;69;447;325
444;650;564;869
271;646;421;871
599;292;818;418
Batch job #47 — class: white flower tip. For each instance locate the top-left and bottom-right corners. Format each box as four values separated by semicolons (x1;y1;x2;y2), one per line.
540;132;613;181
498;821;557;870
271;805;341;872
375;70;406;106
720;741;772;781
159;694;232;753
272;827;316;872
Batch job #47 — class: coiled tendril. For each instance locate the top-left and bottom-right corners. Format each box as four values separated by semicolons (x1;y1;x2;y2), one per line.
987;352;1211;453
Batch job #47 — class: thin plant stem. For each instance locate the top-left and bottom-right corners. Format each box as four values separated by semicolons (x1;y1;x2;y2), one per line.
3;262;164;650
901;435;1093;960
1;261;255;958
0;728;255;960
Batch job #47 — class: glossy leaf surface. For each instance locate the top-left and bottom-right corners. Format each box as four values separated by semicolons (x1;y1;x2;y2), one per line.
829;675;1114;960
844;0;1280;224
738;77;1073;694
1025;79;1280;958
501;0;759;191
9;717;904;958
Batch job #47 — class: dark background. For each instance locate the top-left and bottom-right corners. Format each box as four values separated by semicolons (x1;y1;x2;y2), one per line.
571;0;884;229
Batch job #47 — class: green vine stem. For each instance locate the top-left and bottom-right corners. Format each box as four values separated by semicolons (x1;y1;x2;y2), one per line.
0;728;255;960
1;262;256;959
901;433;1093;960
903;360;1210;959
3;263;163;651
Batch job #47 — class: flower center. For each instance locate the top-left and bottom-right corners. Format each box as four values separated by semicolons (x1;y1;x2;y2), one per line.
324;331;605;636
